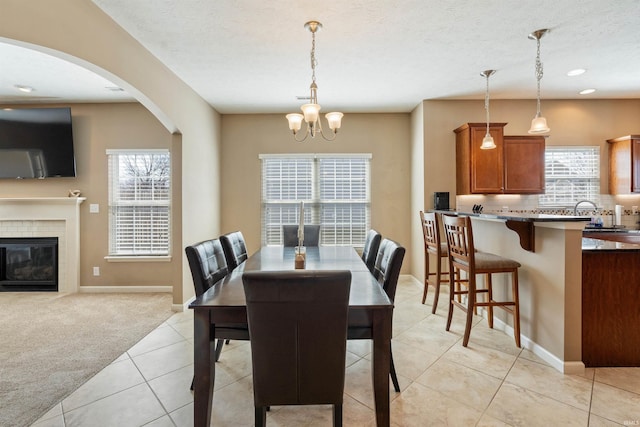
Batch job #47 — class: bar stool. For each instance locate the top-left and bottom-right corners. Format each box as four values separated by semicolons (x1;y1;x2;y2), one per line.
442;214;522;348
419;211;451;313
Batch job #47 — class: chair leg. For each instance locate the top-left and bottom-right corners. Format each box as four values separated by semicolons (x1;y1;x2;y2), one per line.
214;339;224;362
512;270;521;348
462;278;475;347
333;404;343;427
446;266;455;331
487;273;494;329
390;345;401;392
431;256;442;314
422;252;430;304
255;406;267;427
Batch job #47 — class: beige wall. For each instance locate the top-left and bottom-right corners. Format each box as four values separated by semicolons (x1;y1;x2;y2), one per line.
220;113;413;272
410;103;426;287
0;103;179;289
1;0;222;306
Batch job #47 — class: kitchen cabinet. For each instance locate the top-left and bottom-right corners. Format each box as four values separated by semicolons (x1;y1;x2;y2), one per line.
454;123;545;194
582;247;640;366
503;135;546;194
607;135;640;194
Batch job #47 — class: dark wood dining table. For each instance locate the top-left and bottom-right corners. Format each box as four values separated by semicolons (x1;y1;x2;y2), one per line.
189;245;394;426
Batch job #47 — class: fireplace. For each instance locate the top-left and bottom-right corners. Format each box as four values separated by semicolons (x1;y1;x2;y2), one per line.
0;197;85;292
0;238;58;291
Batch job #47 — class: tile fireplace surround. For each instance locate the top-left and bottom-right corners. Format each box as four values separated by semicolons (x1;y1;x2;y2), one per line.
0;197;85;293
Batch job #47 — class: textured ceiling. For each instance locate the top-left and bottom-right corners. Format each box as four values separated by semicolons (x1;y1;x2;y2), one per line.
2;1;640;113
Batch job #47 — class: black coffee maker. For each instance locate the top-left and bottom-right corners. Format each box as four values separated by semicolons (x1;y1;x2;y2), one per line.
434;192;449;210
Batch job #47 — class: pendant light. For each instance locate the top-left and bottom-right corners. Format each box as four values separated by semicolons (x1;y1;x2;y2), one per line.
528;29;550;134
480;70;496;150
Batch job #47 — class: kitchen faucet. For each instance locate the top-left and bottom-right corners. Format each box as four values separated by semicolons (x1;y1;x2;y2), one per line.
573;200;598;216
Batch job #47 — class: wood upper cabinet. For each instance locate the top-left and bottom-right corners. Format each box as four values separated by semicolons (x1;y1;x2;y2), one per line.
454;123;545;194
503;135;546;194
608;135;640;194
454;123;506;194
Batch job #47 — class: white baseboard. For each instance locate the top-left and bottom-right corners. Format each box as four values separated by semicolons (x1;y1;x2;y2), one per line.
172;296;195;312
483;310;585;374
406;275;585;374
78;286;173;293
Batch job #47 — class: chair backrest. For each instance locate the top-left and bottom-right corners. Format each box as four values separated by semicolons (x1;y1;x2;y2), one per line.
372;238;406;302
442;215;475;271
220;231;248;271
282;224;321;247
185;239;228;296
242;270;351;407
420;211;442;256
361;229;382;273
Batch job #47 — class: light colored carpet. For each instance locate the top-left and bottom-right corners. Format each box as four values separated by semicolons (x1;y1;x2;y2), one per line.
0;292;174;427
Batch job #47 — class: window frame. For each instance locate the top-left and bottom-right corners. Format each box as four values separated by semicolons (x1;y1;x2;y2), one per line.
106;149;171;260
259;153;372;247
538;146;600;207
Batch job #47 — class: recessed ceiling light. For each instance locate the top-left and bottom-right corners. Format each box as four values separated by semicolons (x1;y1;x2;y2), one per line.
580;88;596;95
567;69;586;77
14;84;34;93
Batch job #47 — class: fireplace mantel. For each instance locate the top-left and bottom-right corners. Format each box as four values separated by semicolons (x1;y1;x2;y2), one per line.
0;197;86;292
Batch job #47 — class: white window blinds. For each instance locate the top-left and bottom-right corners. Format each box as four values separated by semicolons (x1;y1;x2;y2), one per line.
107;149;171;256
539;146;600;206
260;154;371;246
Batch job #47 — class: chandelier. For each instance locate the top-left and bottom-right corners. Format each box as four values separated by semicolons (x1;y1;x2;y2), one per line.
480;70;496;150
285;21;343;142
528;29;550;134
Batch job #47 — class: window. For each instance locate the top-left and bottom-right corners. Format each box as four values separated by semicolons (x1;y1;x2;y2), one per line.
538;146;600;206
260;154;371;246
107;149;171;256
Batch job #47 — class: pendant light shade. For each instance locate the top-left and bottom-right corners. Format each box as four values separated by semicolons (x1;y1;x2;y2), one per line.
529;114;550;134
481;133;496;150
480;70;496;150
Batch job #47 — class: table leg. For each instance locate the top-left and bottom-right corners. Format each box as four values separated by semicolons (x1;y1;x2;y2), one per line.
371;309;392;426
193;309;215;427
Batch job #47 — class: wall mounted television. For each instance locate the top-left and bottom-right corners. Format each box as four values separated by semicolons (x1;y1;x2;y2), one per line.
0;107;76;179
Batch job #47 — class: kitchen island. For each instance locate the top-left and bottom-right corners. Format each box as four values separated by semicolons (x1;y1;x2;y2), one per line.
435;210;590;373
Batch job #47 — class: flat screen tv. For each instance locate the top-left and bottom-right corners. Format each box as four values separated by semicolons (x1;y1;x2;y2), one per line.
0;107;76;179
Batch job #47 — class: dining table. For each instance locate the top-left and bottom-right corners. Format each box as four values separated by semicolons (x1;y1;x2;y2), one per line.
189;245;394;426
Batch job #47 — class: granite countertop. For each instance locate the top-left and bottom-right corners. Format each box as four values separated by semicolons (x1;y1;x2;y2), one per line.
433;210;591;223
582;237;640;252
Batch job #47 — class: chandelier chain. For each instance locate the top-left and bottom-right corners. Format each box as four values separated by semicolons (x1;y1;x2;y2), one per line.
485;74;491;133
535;37;543;115
310;30;317;85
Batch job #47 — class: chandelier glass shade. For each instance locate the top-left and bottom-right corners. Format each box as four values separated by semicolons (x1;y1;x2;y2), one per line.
528;29;551;134
285;21;343;142
480;69;496;150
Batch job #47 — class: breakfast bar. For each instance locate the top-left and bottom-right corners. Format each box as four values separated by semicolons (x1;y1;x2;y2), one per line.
435;210;590;373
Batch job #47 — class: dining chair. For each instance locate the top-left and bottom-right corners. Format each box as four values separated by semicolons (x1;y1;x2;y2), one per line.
348;238;405;393
282;224;320;247
185;239;250;379
242;270;352;427
442;214;522;347
361;229;382;273
220;230;248;271
419;211;452;313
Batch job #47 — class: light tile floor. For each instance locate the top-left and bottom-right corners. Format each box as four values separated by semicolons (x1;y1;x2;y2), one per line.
32;276;640;426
